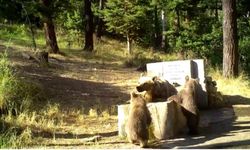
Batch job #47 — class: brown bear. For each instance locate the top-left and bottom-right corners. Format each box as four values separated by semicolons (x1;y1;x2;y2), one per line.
126;91;152;148
136;76;177;103
167;76;200;135
204;76;224;108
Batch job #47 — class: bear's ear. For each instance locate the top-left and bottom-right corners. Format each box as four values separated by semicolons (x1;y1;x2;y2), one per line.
185;75;190;82
131;91;138;98
152;76;159;81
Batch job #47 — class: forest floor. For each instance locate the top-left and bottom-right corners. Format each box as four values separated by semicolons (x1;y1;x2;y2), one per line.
1;42;250;148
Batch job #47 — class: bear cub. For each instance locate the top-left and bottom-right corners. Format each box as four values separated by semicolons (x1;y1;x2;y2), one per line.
168;76;200;135
136;76;177;103
126;91;152;148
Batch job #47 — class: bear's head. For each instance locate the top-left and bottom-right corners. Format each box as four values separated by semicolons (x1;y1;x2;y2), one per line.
184;75;201;96
136;76;155;92
130;91;146;105
185;76;199;87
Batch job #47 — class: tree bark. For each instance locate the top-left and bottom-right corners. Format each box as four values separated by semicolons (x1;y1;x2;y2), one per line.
154;6;161;50
29;25;37;51
42;0;59;54
126;34;132;55
222;0;238;78
84;0;94;51
161;10;166;50
43;20;59;53
96;0;104;40
215;0;218;20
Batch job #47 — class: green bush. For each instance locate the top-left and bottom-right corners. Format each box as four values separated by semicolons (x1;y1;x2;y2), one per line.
239;37;250;72
0;53;45;115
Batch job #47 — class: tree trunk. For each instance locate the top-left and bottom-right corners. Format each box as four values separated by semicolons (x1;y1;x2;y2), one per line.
176;8;180;33
154;6;161;50
43;20;59;53
84;0;94;51
161;10;166;50
22;3;37;51
126;34;132;55
215;0;218;20
29;25;37;51
42;0;59;54
96;0;104;40
222;0;238;78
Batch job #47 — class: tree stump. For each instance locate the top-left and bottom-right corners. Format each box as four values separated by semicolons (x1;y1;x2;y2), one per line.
35;51;48;64
118;100;187;140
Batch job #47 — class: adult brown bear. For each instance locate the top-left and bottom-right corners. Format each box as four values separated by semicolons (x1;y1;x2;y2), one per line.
136;76;177;103
126;91;152;148
167;76;200;135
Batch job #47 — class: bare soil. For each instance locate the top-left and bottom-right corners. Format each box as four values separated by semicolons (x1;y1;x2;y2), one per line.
1;43;250;149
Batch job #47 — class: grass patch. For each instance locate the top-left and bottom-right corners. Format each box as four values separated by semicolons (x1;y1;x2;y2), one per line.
0;23;179;68
208;68;250;105
0;52;50;148
0;52;46;114
1;23;250;148
0;24;45;48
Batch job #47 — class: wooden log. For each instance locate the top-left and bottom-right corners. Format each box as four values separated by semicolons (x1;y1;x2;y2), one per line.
21;51;49;65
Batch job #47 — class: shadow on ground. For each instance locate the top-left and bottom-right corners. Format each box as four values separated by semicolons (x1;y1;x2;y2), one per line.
18;64;130;113
149;117;250;149
224;95;250;105
149;94;250;149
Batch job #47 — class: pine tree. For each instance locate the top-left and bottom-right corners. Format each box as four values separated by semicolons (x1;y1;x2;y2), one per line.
222;0;238;78
102;0;149;55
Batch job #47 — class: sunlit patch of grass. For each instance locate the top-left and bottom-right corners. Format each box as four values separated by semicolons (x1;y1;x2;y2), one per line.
123;50;179;68
208;68;250;99
57;36;179;69
0;53;46;115
88;109;98;117
1;23;179;70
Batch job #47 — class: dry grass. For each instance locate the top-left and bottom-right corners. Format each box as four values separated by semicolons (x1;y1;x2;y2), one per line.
207;68;250;106
208;68;250;97
1;25;250;148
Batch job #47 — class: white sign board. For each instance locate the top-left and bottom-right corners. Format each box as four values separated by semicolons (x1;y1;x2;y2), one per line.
147;59;205;85
146;59;208;108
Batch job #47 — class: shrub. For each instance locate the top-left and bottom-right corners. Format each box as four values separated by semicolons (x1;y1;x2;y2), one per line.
0;52;45;115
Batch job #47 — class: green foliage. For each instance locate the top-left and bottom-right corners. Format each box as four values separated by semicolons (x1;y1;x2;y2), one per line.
1;0;250;74
0;53;39;148
239;37;250;72
56;0;83;48
123;48;178;67
237;0;250;72
166;1;223;63
102;0;150;39
0;127;32;148
0;0;23;22
0;53;45;115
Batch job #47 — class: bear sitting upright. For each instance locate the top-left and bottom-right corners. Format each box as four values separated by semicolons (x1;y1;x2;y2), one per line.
136;76;177;103
167;76;200;135
126;91;152;148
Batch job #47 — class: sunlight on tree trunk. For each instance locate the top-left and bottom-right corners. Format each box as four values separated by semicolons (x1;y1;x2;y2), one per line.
126;34;132;55
161;10;166;50
222;0;238;78
44;20;59;54
154;6;161;50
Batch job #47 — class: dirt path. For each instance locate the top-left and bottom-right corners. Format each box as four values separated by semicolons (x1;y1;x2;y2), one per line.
3;44;141;112
1;44;250;148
